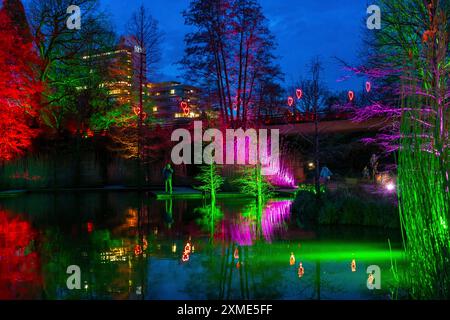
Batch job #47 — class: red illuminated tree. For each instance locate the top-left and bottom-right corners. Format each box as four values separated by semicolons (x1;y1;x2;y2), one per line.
0;2;42;161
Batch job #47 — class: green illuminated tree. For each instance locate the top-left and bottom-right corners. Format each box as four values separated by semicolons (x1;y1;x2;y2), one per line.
236;164;273;205
28;0;116;132
196;163;224;240
196;163;224;203
369;0;450;299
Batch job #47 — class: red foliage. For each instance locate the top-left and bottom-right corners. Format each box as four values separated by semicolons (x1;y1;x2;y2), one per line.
0;5;42;161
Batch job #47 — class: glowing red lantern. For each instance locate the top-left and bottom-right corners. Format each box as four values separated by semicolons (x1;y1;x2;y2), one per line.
180;101;190;115
296;89;303;100
182;253;190;262
365;81;371;93
287;96;294;107
133;106;140;116
234;248;239;260
348;91;355;102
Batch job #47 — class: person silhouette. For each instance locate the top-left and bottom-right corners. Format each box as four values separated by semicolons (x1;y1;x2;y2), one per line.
162;163;174;194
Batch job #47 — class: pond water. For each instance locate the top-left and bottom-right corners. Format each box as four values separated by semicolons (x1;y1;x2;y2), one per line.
0;192;405;300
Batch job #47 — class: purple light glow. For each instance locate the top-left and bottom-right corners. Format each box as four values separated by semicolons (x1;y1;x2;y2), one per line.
229;218;254;246
228;200;293;245
261;200;293;243
265;161;296;188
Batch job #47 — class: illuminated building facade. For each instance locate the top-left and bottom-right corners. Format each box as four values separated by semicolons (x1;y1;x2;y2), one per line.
146;81;201;119
82;40;146;105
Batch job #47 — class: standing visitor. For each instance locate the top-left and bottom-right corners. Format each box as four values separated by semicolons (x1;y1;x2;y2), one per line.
320;165;333;185
369;154;379;182
163;164;174;194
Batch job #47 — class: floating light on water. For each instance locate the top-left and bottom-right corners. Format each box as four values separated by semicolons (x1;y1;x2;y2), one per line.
348;91;355;102
368;273;375;286
296;89;303;100
365;81;372;93
234;247;239;260
184;242;192;254
351;259;356;272
290;252;295;266
182;253;189;262
298;262;305;278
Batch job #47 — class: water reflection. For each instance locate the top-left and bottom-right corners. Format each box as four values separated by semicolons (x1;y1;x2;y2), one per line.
0;192;404;300
0;210;41;299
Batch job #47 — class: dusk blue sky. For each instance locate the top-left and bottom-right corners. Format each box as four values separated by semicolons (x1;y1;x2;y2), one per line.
98;0;371;92
47;0;371;93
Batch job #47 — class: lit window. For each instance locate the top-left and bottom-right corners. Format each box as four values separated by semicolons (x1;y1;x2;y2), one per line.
153;107;158;112
170;89;176;95
156;92;161;96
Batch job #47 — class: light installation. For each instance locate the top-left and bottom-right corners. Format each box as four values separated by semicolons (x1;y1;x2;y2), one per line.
290;253;295;266
180;101;190;116
365;81;372;93
287;96;294;107
367;273;374;286
181;238;193;263
234;247;239;260
229;218;254;246
266;162;296;188
296;89;303;100
396;2;450;299
348;90;355;102
298;262;305;278
261;200;293;243
351;259;356;272
228;200;293;245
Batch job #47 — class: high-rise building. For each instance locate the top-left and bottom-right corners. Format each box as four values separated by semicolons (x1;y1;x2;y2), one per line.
82;40;146;105
146;81;201;120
